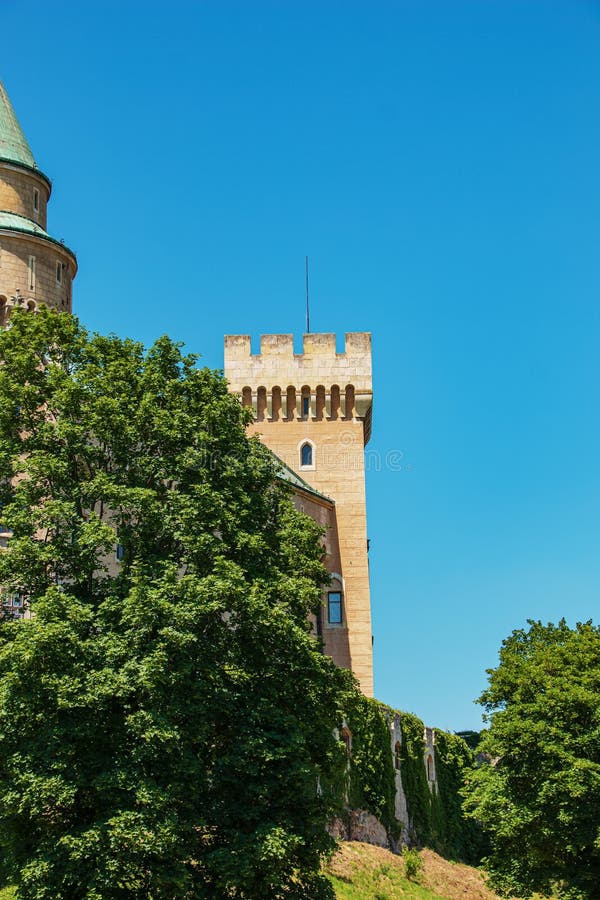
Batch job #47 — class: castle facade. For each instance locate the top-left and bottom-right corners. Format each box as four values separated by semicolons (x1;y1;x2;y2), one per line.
0;80;375;697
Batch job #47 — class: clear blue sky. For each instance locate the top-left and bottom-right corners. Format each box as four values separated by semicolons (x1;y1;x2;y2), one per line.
3;0;599;730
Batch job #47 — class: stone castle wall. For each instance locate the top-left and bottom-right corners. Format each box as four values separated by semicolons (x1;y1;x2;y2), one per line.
292;486;352;672
331;718;438;852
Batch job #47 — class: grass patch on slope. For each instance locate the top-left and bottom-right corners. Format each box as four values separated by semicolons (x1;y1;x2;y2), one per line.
325;842;501;900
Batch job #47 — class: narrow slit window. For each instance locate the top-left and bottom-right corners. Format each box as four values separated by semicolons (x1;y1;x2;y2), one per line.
33;188;39;213
116;544;124;562
300;442;312;467
328;591;342;625
302;396;310;417
56;261;63;285
28;256;35;291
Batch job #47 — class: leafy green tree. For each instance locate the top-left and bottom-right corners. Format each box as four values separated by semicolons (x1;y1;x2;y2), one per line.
464;619;600;898
0;307;350;899
430;730;485;863
454;731;481;752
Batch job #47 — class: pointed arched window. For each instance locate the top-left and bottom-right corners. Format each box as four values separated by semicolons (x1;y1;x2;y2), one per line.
301;442;312;467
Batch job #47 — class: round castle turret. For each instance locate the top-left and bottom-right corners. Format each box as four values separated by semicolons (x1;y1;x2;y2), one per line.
0;80;76;322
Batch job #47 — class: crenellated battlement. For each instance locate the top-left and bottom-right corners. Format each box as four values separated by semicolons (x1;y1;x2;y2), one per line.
225;332;371;390
224;333;373;438
226;330;370;361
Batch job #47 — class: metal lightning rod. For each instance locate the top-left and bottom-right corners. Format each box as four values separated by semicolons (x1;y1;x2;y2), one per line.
305;255;310;333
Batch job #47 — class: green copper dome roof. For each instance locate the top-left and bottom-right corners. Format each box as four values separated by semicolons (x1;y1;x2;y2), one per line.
0;210;76;262
0;81;36;169
0;210;48;236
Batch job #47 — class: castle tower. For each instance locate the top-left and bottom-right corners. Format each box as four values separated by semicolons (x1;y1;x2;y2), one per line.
225;333;374;696
0;80;76;322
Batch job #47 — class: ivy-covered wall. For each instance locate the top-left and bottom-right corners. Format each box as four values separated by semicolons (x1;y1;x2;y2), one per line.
396;710;432;844
340;696;484;863
344;693;398;838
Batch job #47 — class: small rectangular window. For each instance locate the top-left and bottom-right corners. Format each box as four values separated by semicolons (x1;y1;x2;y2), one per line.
302;396;310;417
328;591;342;625
33;188;39;213
28;256;35;291
56;261;63;285
116;544;124;561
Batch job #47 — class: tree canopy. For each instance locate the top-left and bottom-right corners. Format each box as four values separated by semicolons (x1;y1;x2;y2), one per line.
0;307;351;899
464;619;600;899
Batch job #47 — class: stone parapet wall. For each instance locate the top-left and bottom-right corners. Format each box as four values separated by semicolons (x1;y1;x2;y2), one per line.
225;332;372;395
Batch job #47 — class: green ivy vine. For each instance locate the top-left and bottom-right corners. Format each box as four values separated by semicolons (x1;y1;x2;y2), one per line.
343;694;398;838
